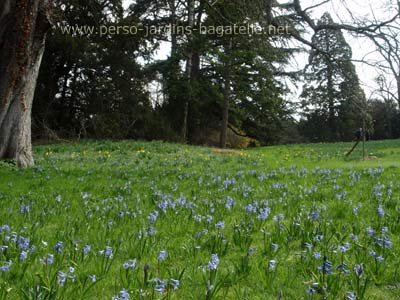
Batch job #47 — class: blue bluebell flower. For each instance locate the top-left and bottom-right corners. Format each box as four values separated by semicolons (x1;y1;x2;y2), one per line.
54;241;64;253
352;206;358;215
0;225;11;234
248;247;256;254
112;289;130;300
17;237;30;250
123;259;136;270
273;214;285;222
193;215;202;222
154;279;166;293
383;236;392;248
0;261;12;272
170;278;180;290
20;251;28;261
310;210;320;220
305;243;313;250
318;256;332;275
206;215;213;224
20;204;31;214
105;246;113;258
313;252;321;259
208;254;219;270
83;245;91;255
119;289;130;300
40;254;54;265
353;264;363;277
158;250;167;261
338;243;349;253
366;227;375;237
257;207;271;220
244;203;257;214
215;221;225;230
350;234;359;241
337;263;349;274
376;236;392;248
307;286;316;295
81;192;91;199
268;259;277;270
57;271;68;286
377;205;385;217
225;196;235;210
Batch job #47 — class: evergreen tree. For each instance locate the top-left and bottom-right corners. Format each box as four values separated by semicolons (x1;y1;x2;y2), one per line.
33;0;153;139
199;0;291;146
300;12;366;142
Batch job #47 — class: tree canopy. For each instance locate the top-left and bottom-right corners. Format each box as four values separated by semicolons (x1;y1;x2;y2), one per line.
1;0;400;167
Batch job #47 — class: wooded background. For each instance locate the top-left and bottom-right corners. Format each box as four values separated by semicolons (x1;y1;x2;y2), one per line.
2;0;400;160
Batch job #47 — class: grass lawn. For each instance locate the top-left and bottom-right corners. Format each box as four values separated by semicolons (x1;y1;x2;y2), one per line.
1;139;400;299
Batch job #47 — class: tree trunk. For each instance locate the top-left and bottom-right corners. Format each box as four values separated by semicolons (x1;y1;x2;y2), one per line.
220;39;232;149
169;0;178;57
397;76;400;109
0;0;50;168
326;61;336;141
181;0;195;142
69;64;79;126
220;69;231;148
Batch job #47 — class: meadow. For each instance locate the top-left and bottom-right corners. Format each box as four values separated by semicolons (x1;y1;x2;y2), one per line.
1;139;400;299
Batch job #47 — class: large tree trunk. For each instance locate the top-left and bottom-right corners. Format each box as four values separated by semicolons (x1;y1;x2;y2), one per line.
0;0;50;168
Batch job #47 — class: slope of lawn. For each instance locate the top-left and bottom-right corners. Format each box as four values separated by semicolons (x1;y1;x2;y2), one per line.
1;139;400;299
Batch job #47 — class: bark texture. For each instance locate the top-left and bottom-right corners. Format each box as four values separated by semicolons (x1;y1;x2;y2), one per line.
0;0;50;168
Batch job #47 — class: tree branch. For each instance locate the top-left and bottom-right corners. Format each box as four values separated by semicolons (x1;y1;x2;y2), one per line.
292;0;399;34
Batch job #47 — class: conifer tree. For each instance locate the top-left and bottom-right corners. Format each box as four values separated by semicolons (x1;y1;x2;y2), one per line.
300;12;366;142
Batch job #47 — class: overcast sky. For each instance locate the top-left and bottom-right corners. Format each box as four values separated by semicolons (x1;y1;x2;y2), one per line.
298;0;397;99
123;0;397;101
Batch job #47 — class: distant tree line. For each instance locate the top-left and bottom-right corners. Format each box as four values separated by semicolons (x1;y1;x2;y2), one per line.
24;0;400;148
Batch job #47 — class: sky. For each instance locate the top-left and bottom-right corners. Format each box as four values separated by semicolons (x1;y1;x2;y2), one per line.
297;0;397;99
122;0;398;102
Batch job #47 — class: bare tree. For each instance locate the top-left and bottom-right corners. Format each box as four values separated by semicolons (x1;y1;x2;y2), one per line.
367;24;400;107
275;0;400;48
0;0;51;168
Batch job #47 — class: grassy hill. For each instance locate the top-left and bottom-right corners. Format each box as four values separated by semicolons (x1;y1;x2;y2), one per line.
1;140;400;299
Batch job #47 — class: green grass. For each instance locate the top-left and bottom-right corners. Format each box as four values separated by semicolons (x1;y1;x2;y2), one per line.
1;139;400;299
